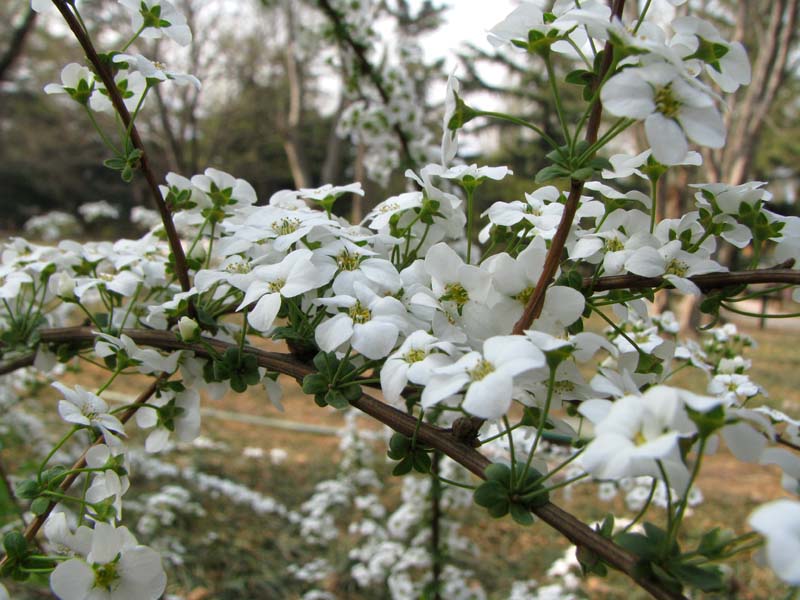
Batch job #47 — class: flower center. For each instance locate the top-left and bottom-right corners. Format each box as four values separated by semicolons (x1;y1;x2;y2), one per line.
513;285;535;305
225;261;251;274
442;282;469;307
605;237;624;252
348;301;372;324
468;359;495;381
666;258;689;277
93;561;120;590
525;204;542;217
336;250;361;271
654;84;681;119
378;202;399;213
267;279;285;293
553;380;575;394
404;348;427;363
271;217;301;236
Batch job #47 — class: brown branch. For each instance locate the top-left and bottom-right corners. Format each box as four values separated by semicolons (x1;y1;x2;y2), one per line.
51;1;192;294
0;354;36;376
512;0;626;334
589;265;800;293
0;376;162;567
316;0;415;168
0;6;37;82
14;326;683;599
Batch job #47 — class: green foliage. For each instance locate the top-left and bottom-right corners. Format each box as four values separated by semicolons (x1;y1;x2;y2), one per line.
473;463;548;526
301;351;362;409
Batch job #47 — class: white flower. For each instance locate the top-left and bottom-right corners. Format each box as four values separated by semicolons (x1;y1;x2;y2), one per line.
708;373;759;405
436;164;512;184
672;16;751;93
441;70;460;166
238;249;328;332
136;387;200;453
488;2;549;48
578;387;691;492
50;522;166;600
85;445;130;519
89;71;147;114
44;63;95;105
380;331;454;405
422;335;545;419
112;54;200;88
31;0;53;13
748;499;800;585
601;62;724;165
119;0;192;46
315;282;411;360
625;239;723;295
53;382;125;440
95;333;180;375
299;182;363;203
79;201;120;222
365;192;423;231
177;316;199;341
192;167;257;208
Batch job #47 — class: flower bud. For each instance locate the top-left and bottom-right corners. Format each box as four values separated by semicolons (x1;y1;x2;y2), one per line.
52;272;75;299
178;316;200;341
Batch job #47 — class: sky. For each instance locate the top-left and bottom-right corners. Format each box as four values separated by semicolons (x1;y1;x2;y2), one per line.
414;0;518;71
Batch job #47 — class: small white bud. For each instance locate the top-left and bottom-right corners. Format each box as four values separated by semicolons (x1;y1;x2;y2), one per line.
178;316;199;341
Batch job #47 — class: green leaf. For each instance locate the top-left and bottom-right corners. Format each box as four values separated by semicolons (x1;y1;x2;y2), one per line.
302;374;328;395
509;502;534;526
484;463;512;486
15;479;41;500
486;498;510;518
570;167;594;181
324;389;350;409
341;382;362;402
473;480;508;508
535;165;569;184
388;433;411;458
412;450;432;474
392;456;413;476
669;562;723;592
697;527;734;557
3;531;27;559
615;532;659;561
30;497;50;516
565;69;592;86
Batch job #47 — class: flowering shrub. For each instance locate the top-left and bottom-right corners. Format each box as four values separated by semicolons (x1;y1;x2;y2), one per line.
2;0;800;598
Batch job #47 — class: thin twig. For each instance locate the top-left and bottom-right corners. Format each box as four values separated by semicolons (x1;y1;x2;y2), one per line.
51;0;192;294
512;0;626;334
